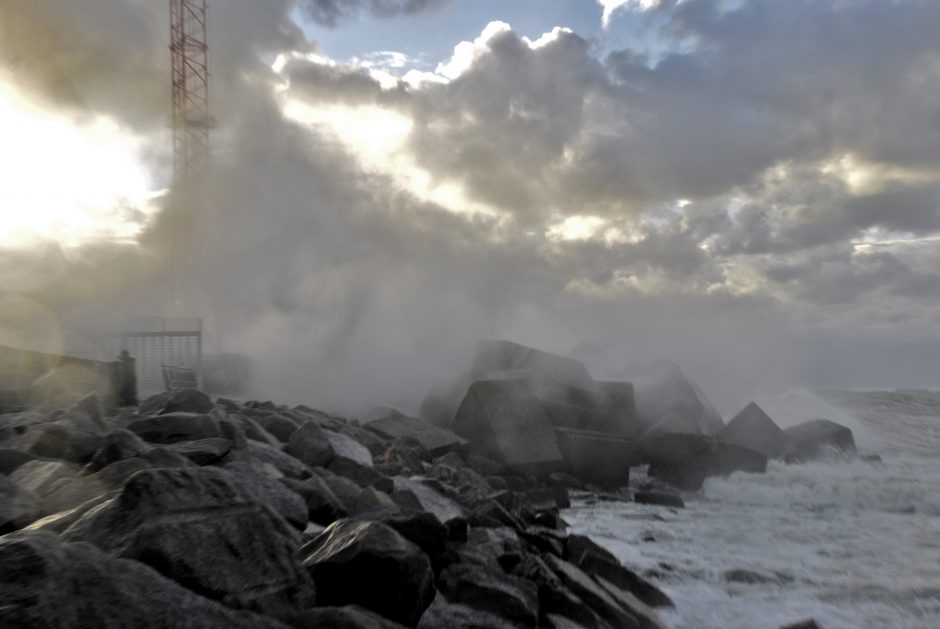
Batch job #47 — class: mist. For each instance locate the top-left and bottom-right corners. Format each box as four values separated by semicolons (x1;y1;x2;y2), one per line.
2;0;940;418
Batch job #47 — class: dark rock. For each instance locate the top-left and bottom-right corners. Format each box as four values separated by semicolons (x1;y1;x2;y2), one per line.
565;535;673;608
417;595;518;629
126;413;224;445
221;461;309;529
21;422;72;459
554;428;634;488
391;476;468;541
0;475;39;532
350;486;399;515
487;475;509;490
62;467;315;623
595;576;668;629
547;472;583;490
88;429;150;471
520;526;567;556
512;553;606;628
296;605;406;629
784;419;856;462
543;613;594;629
140;388;214;416
630;361;724;436
719;402;791;459
225;412;281;446
526;486;571;509
300;519;435;627
366;410;469;458
378;437;429;476
18;491;114;535
313;468;364;510
330;458;393;493
282;476;348;525
140;447;192;468
634;491;684;509
452;379;565;473
543;554;640;629
643;433;767;491
351;510;448;562
225;440;311;479
780;621;824;629
0;531;288;628
341;424;390;457
93;458;153;491
253;413;300;443
723;569;788;585
168;438;233;465
0;449;36;475
466;453;505;476
287;422;334;468
595;381;640;437
11;460;104;516
70;391;105;423
438;563;539;627
325;429;374;466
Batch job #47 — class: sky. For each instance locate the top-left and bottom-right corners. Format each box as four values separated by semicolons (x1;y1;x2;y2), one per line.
1;0;939;414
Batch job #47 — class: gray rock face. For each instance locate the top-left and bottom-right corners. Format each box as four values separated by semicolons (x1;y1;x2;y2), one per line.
554;428;634;489
220;461;309;529
564;535;673;609
0;448;36;475
719;402;791;459
452;380;564;472
596;381;640;437
784;419;856;462
643;433;767;490
633;491;684;509
11;460;106;516
140;389;214;416
543;554;640;629
417;596;518;629
392;476;467;541
297;605;407;629
252;412;301;443
225;440;312;479
0;475;39;532
438;563;539;627
61;467;315;623
126;413;224;445
168;438;233;465
89;429;150;471
300;519;435;627
366;411;469;458
472;340;597;392
0;531;287;629
325;429;374;466
630;361;725;436
287;423;335;468
282;476;348;525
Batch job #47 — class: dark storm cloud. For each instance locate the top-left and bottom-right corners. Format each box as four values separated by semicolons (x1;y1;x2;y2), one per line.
299;0;449;28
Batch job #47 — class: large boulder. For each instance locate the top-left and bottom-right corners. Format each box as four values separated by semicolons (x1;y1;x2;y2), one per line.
61;467;316;623
595;381;640;437
643;433;767;491
282;476;348;525
452;379;564;473
784;419;856;462
140;388;214;415
417;596;518;629
0;475;39;532
437;563;539;627
0;531;286;628
286;423;335;468
719;402;791;459
564;535;673;609
630;361;724;436
88;429;151;471
391;476;468;541
0;448;36;475
300;519;435;627
365;409;468;458
554;428;635;489
125;413;224;444
542;554;640;629
297;605;406;629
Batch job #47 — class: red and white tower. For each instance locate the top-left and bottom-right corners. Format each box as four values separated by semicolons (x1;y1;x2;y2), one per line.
170;0;210;183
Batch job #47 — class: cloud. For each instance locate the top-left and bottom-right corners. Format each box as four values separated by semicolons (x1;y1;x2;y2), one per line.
299;0;450;28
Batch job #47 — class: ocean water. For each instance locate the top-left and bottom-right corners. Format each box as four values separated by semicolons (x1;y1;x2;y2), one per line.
564;390;940;629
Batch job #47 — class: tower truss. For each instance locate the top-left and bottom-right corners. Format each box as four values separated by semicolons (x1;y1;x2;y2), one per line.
170;0;210;183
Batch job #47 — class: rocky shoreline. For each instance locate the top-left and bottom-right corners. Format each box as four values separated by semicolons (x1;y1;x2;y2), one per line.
0;341;857;628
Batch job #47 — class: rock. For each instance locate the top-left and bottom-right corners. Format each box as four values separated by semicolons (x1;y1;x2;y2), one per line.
719;402;791;459
141;447;193;468
225;440;311;479
126;413;224;444
366;410;469;458
140;388;214;415
313;468;364;510
630;361;725;436
221;461;309;529
20;492;114;534
253;412;301;442
88;429;150;471
438;563;539;627
512;553;606;628
452;379;565;473
282;476;348;525
780;621;824;629
472;340;597;393
296;605;407;629
325;429;374;466
554;428;634;488
784;419;856;462
543;554;640;629
548;471;583;490
330;458;393;493
287;423;334;468
225;412;281;446
61;467;315;622
0;449;36;475
466;453;505;476
595;576;668;629
723;568;786;585
379;438;430;475
21;422;73;459
543;613;594;629
565;535;673;608
417;595;518;629
341;424;390;457
0;531;287;628
643;433;767;490
595;381;640;437
300;519;435;626
391;476;468;541
350;509;449;563
0;475;39;532
350;486;399;515
168;438;233;465
633;491;684;508
10;460;98;515
70;391;105;423
526;486;571;509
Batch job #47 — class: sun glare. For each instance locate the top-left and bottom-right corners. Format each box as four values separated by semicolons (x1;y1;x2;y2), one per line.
0;79;158;248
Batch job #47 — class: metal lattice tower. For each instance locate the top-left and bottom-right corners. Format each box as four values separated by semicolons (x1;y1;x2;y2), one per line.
170;0;210;183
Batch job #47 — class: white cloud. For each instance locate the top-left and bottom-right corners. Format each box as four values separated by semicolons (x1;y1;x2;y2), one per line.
597;0;662;28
